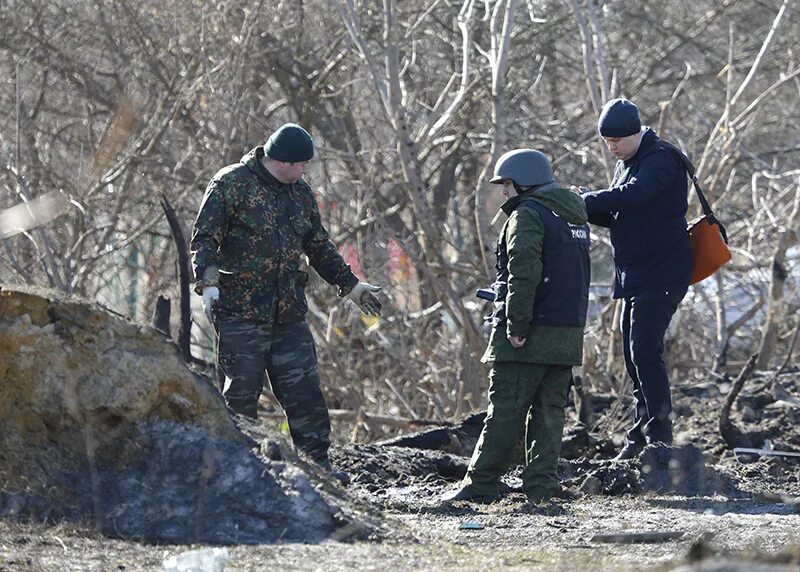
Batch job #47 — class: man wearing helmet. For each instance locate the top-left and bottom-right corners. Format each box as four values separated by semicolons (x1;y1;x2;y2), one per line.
444;149;591;504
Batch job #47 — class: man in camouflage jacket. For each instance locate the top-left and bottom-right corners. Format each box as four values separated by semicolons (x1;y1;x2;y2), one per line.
191;123;381;468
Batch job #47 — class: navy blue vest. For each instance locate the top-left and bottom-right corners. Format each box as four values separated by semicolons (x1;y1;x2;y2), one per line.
492;197;590;327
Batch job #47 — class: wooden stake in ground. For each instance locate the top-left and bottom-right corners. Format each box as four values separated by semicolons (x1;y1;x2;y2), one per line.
719;353;758;449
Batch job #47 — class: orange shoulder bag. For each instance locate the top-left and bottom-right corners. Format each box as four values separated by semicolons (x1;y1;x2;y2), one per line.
664;143;732;284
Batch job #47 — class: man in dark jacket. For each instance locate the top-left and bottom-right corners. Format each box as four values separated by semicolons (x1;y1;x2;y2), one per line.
191;123;382;469
444;149;590;503
580;98;692;460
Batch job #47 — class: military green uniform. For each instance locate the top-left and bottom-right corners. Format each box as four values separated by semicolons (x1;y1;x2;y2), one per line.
191;145;358;463
461;183;590;500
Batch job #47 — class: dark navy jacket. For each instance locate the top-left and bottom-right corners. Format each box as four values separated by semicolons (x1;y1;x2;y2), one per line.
583;129;692;298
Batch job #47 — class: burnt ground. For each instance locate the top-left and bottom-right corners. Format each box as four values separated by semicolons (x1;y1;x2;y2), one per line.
2;371;800;571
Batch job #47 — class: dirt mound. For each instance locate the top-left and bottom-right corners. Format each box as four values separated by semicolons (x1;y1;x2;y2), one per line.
375;413;485;456
0;285;380;544
560;444;745;498
0;419;298;544
332;444;468;491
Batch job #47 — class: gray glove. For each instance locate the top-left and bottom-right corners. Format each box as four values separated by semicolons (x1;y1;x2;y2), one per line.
202;286;219;321
346;281;383;316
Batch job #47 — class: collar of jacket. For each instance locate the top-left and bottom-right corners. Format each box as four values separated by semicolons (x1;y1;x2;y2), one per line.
245;146;291;190
623;128;659;167
500;181;560;216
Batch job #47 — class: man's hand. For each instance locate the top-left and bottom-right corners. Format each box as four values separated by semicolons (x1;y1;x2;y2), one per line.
570;185;591;194
202;286;219;321
508;335;526;348
346;282;383;316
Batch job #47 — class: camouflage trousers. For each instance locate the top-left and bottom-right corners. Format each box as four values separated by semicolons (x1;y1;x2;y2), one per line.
216;317;331;463
461;362;572;500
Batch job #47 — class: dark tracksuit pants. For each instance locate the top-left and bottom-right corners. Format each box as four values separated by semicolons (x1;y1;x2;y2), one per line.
216;317;331;462
461;362;573;500
620;287;687;447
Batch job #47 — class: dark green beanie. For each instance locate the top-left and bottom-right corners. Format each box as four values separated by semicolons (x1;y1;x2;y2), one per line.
264;123;314;162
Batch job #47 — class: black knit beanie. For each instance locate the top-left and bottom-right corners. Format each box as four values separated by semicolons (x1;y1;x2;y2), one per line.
264;123;314;162
598;98;641;137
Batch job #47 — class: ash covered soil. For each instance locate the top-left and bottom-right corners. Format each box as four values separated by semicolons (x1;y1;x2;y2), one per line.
3;372;800;571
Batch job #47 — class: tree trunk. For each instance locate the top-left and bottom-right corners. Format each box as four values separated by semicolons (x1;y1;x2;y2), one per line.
755;227;796;369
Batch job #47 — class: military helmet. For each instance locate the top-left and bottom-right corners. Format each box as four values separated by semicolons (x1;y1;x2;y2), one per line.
489;149;554;187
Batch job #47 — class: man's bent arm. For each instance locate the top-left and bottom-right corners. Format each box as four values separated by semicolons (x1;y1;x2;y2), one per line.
582;150;681;213
303;199;359;295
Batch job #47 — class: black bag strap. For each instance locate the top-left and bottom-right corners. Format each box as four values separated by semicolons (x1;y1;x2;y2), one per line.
659;141;729;244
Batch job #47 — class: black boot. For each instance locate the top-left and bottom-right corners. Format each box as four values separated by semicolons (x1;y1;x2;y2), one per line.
612;442;644;461
441;487;499;504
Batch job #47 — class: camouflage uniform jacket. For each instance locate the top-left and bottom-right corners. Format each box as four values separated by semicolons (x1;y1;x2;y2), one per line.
191;146;358;323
